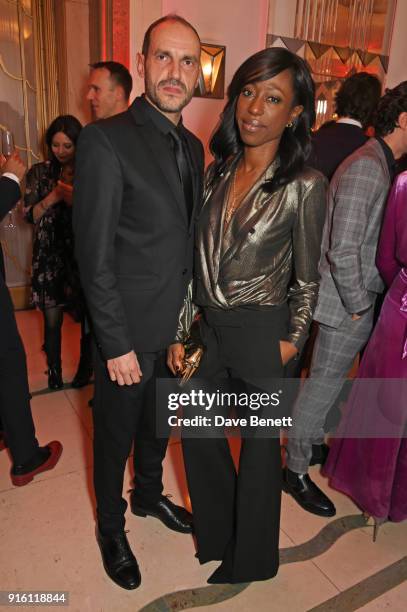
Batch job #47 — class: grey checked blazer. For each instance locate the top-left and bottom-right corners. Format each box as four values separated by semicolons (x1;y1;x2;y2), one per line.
314;138;391;328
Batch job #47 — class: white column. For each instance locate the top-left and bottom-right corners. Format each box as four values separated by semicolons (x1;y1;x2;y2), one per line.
385;0;407;89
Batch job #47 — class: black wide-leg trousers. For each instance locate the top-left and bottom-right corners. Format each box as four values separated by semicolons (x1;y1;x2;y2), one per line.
182;305;287;584
93;348;169;534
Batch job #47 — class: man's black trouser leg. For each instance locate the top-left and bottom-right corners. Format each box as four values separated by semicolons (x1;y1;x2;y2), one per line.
92;348;160;534
132;353;170;505
0;290;38;465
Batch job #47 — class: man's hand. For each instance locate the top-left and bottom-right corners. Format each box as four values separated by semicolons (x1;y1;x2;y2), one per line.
1;152;26;182
167;343;185;375
57;180;73;205
107;350;142;385
351;314;361;321
279;340;298;366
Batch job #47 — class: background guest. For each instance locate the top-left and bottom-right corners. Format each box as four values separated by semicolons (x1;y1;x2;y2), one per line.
86;60;132;120
24;115;91;391
0;152;62;484
284;81;407;518
323;169;407;539
294;71;382;448
309;72;381;180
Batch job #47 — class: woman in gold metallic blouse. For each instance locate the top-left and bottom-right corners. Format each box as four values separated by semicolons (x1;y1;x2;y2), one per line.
168;48;327;584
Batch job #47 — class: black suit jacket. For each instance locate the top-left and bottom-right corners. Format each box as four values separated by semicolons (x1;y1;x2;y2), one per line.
73;98;204;359
309;122;368;181
0;176;22;355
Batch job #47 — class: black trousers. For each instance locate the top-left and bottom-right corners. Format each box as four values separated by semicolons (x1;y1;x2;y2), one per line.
93;347;169;533
182;305;287;584
0;287;38;466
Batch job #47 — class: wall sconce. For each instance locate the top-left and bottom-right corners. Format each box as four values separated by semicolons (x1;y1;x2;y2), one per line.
194;43;226;99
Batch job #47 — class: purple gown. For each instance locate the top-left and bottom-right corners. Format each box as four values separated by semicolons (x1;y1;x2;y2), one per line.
323;171;407;521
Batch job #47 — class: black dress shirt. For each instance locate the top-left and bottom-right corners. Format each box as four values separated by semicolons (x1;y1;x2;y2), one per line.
138;96;194;218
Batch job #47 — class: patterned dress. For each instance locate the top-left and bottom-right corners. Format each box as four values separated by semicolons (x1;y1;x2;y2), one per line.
24;161;81;316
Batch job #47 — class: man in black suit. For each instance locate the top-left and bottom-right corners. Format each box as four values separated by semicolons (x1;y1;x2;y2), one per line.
0;153;62;484
73;15;204;590
309;72;381;180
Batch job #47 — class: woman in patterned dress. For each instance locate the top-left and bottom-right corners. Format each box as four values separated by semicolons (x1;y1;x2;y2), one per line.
24;115;92;390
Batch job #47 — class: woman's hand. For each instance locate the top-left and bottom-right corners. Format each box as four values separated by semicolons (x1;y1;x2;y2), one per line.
167;343;185;375
279;340;298;365
46;184;64;206
57;180;73;205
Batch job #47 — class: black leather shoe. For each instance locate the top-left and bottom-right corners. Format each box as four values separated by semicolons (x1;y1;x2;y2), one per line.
96;529;141;590
309;443;330;466
71;365;93;388
282;467;336;517
48;366;63;390
130;493;193;534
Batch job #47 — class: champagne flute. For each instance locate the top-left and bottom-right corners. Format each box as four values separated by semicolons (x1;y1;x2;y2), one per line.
2;130;14;157
2;130;16;228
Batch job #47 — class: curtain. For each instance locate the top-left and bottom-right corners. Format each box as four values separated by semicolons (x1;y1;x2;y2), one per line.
0;0;41;289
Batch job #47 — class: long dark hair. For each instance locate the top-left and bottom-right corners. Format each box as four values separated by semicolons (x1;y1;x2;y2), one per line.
210;48;315;193
45;115;82;179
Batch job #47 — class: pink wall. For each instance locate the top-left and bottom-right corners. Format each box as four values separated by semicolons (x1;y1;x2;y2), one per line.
162;0;270;163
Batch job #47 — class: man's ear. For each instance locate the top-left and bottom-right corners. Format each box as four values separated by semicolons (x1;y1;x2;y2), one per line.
398;111;407;130
136;52;145;79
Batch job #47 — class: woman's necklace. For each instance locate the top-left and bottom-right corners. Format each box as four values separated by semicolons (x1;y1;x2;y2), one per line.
224;167;241;229
224;161;269;231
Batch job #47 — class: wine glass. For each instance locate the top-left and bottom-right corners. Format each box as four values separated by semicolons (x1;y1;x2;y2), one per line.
2;130;16;229
1;130;14;157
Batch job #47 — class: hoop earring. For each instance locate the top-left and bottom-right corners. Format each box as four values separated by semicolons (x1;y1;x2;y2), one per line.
286;121;294;128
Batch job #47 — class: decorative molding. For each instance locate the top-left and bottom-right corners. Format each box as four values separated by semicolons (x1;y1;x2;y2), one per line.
266;33;390;75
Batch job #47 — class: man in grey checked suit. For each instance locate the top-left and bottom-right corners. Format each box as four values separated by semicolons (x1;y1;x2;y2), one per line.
283;81;407;517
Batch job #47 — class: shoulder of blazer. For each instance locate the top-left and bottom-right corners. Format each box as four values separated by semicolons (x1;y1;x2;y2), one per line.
351;137;388;169
0;176;21;222
333;137;389;182
293;166;328;190
83;99;149;139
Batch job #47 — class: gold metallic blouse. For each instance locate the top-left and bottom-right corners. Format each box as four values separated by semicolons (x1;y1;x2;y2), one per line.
178;156;327;350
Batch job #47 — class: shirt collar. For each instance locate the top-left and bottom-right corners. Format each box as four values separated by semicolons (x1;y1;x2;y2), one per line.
337;117;363;128
375;136;396;177
139;94;180;135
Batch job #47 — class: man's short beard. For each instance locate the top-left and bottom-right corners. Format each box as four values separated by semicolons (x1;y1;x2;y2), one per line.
146;78;193;114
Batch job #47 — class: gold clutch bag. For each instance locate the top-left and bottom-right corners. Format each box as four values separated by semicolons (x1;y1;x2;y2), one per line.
178;318;204;385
